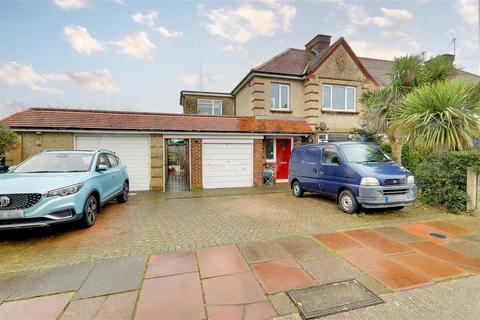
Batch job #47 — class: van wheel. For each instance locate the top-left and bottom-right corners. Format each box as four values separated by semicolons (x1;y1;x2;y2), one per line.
292;181;304;198
80;195;98;228
339;190;358;214
391;206;405;211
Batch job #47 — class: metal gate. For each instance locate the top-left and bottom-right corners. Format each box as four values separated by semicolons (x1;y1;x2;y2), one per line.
166;139;190;192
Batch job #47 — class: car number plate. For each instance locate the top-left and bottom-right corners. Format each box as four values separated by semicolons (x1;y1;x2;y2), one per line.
0;210;24;220
386;194;407;203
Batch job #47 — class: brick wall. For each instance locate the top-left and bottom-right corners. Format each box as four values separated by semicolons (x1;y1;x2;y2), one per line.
191;138;202;188
253;139;265;186
150;135;164;191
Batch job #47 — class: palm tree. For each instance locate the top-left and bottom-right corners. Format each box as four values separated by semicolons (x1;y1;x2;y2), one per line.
392;81;480;152
361;54;456;164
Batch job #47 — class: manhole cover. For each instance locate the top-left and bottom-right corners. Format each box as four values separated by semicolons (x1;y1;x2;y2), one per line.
429;232;447;239
287;279;383;319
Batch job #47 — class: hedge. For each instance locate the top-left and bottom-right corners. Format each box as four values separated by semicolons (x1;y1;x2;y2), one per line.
417;151;480;213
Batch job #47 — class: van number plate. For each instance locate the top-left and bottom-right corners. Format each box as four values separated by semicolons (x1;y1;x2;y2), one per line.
0;210;24;220
386;194;407;203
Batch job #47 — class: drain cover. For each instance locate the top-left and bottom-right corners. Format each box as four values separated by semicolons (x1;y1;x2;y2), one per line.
287;279;383;319
429;232;447;239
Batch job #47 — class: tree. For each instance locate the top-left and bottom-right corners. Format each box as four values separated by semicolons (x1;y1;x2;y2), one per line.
392;80;480;152
0;124;18;156
361;54;456;165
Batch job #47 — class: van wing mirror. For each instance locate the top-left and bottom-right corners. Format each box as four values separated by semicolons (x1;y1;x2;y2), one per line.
331;156;340;164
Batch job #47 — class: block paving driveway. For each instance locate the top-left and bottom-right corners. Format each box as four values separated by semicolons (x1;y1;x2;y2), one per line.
0;188;480;319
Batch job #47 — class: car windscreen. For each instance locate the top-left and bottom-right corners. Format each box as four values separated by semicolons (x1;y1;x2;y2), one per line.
13;153;94;173
340;144;392;163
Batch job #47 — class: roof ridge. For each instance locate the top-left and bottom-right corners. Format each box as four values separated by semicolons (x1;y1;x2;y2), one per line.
254;48;297;71
358;56;393;62
28;108;258;120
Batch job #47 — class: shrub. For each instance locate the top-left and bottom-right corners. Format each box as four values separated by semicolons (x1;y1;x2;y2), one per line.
417;151;480;213
401;142;431;176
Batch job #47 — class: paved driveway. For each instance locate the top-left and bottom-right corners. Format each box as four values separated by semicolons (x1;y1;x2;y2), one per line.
0;187;463;272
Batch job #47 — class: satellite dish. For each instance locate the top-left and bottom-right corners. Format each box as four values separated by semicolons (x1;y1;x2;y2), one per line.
319;122;328;131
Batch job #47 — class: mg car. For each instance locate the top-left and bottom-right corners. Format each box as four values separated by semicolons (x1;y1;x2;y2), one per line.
0;149;129;229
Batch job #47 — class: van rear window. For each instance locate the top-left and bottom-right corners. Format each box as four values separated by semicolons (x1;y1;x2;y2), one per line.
291;149;302;163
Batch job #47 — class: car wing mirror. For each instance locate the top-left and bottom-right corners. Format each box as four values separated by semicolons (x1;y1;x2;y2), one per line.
97;164;108;172
331;156;341;164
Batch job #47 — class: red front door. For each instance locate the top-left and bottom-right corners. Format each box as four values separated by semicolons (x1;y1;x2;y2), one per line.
276;139;292;180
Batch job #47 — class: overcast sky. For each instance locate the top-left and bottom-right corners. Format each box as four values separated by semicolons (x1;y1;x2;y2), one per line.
1;0;479;118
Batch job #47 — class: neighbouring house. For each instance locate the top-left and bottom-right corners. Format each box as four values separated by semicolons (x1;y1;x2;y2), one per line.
2;108;311;191
180;34;480;183
3;34;479;192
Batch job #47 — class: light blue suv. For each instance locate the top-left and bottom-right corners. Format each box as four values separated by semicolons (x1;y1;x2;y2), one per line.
0;149;129;229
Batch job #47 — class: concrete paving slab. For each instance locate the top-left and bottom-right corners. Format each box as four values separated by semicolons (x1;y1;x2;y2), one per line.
269;293;298;316
0;272;31;303
75;256;146;299
322;275;480;320
373;227;423;243
0;292;72;320
463;231;480;243
277;236;333;261
8;263;94;301
239;240;290;264
273;313;303;320
444;241;480;259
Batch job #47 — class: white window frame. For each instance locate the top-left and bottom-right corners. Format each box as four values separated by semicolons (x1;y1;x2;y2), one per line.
318;133;329;143
322;84;356;112
265;138;276;162
271;83;290;110
197;99;222;115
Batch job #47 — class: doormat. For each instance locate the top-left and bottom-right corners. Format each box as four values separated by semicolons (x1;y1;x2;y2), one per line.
287;279;383;319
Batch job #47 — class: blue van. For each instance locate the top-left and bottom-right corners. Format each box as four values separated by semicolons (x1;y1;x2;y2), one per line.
288;142;416;213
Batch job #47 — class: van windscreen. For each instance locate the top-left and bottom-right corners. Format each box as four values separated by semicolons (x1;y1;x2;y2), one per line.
341;144;392;163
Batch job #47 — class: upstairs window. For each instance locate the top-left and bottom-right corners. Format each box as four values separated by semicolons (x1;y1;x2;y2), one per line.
197;99;222;115
271;83;290;110
322;85;356;111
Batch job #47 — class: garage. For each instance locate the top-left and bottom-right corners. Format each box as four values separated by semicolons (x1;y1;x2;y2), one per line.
202;139;253;189
75;135;151;191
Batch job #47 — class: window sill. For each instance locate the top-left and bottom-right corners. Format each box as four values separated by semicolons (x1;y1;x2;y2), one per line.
270;109;292;113
321;109;359;114
266;159;276;163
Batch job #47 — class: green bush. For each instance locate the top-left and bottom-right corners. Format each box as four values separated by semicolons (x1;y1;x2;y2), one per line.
401;142;431;176
417;151;480;213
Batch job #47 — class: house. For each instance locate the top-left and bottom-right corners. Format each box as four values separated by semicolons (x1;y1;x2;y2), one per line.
180;34;480;183
2;108;311;191
3;34;479;192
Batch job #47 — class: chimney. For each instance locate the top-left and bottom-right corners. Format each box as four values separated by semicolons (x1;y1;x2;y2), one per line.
305;34;331;60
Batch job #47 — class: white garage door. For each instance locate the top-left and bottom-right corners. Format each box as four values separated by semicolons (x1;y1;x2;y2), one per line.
75;135;151;191
202;139;253;189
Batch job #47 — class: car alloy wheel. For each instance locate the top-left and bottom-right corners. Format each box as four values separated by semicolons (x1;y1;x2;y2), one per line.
117;182;129;203
86;196;97;224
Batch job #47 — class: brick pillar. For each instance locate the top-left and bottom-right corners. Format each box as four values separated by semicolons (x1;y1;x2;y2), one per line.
5;133;22;166
150;135;164;191
191;138;202;189
253;139;265;186
304;77;320;132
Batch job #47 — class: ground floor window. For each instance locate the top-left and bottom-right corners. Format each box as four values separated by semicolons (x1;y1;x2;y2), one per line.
265;138;275;160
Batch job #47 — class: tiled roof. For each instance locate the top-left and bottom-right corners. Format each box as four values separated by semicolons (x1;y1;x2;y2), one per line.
254;48;308;75
2;108;312;134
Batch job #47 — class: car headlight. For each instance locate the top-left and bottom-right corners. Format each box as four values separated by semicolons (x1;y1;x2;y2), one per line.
47;183;84;197
360;177;380;186
407;175;415;184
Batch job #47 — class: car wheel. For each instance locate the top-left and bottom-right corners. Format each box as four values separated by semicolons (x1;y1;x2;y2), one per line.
81;195;98;228
292;181;304;198
339;190;358;214
391;206;405;211
116;181;129;203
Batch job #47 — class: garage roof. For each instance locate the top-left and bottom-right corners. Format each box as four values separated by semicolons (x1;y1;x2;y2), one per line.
2;108;312;134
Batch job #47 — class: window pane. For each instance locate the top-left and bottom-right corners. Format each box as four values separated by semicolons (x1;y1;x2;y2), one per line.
346;87;355;110
271;84;279;109
302;149;317;164
280;85;289;109
265;139;274;160
107;154;118;167
291;149;302;163
332;86;346;110
198;106;213;115
322;85;331;109
322;148;340;164
213;100;222;115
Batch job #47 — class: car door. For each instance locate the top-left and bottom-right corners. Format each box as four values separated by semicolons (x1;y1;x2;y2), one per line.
106;154;123;194
319;146;343;196
96;153;115;201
